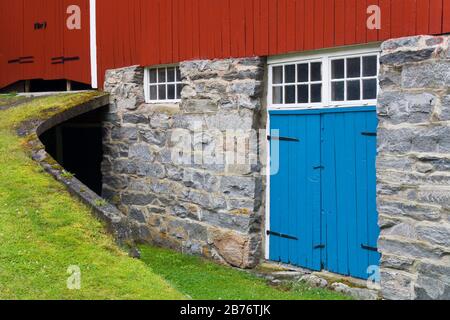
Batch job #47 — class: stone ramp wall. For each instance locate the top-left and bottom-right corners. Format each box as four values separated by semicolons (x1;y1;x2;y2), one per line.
378;35;450;300
101;58;266;268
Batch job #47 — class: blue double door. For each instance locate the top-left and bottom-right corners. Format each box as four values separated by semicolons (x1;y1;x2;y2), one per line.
269;107;380;280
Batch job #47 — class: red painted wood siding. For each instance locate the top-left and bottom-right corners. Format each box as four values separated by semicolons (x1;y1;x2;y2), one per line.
1;0;449;89
0;0;90;89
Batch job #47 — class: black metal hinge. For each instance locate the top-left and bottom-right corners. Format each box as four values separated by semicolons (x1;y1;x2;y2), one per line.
8;56;34;64
314;244;325;249
361;244;378;252
361;132;377;137
267;230;298;241
51;56;80;65
267;136;300;142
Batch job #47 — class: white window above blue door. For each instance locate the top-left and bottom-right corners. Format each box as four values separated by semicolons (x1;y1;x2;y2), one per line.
268;46;380;110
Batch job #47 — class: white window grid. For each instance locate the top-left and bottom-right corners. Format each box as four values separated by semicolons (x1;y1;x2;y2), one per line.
330;54;379;103
268;48;380;110
144;65;182;104
271;60;324;106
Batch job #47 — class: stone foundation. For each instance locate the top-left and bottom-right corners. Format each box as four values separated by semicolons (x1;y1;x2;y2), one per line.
102;58;266;268
378;35;450;300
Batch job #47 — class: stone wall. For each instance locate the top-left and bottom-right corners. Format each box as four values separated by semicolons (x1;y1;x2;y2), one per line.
378;35;450;300
102;58;266;268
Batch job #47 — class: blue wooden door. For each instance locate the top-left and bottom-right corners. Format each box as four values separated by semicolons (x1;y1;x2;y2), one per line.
269;107;380;279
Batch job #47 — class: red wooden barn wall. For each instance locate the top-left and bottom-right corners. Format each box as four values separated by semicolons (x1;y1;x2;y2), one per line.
1;0;450;90
0;0;91;89
96;0;450;88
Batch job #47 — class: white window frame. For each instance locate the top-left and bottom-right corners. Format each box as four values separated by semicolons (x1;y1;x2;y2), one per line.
271;58;324;108
144;64;182;104
267;45;381;110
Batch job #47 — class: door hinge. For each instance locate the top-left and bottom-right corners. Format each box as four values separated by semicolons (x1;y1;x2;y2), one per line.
267;136;300;142
313;165;324;170
8;56;34;64
361;132;377;137
267;230;298;241
314;244;325;249
361;244;378;252
51;56;80;65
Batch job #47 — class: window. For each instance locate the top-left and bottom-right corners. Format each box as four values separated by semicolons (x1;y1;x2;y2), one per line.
145;66;183;103
269;49;379;108
272;61;323;105
331;55;378;102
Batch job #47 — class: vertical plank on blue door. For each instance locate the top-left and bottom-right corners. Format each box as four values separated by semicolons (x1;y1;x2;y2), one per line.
366;111;381;267
354;111;370;279
308;115;322;271
334;113;350;275
279;114;290;264
298;115;308;268
345;112;359;278
322;113;338;273
269;115;282;262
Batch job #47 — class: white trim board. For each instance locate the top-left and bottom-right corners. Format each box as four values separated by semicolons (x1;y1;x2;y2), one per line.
89;0;98;89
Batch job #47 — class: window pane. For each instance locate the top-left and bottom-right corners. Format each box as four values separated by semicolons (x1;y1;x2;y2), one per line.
150;85;158;100
158;69;166;83
347;80;361;100
332;81;345;101
273;66;283;84
158;85;166;100
176;67;182;81
363;56;378;77
149;69;157;83
285;65;296;83
310;62;322;81
167;67;176;82
273;86;283;104
297;63;309;82
168;84;176;99
176;84;183;99
297;85;309;103
347;57;361;78
311;84;322;103
363;79;377;100
285;85;295;104
332;59;345;79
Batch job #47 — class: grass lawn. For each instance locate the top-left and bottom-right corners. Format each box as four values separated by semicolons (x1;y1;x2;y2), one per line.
0;93;348;300
140;246;349;300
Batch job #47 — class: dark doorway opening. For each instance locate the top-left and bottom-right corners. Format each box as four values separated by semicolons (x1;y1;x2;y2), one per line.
0;79;92;93
39;106;107;195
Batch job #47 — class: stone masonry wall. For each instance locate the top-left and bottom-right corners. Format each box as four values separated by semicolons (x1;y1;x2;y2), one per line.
102;58;266;268
378;35;450;300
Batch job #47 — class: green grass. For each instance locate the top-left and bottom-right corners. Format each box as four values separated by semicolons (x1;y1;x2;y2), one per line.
0;93;348;300
139;246;349;300
0;93;183;300
0;93;22;107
